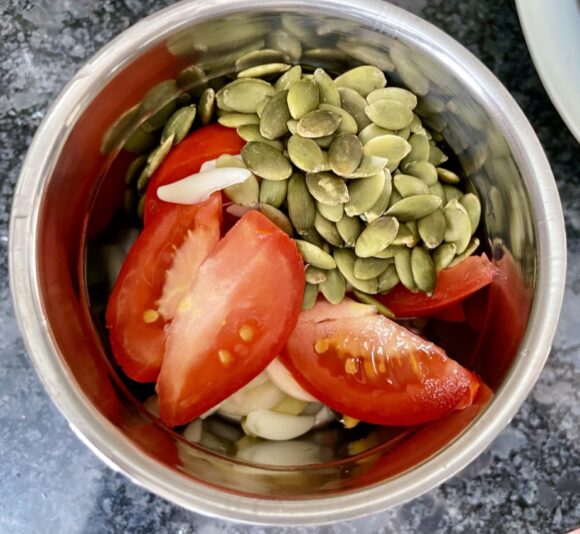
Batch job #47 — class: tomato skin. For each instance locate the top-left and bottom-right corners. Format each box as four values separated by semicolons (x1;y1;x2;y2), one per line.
157;211;305;427
281;300;480;426
378;255;498;318
143;124;245;224
106;194;222;382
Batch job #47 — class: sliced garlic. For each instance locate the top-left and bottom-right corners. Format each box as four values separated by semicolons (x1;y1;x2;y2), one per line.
242;410;315;441
219;379;285;417
266;358;317;402
314;405;335;427
183;419;202;442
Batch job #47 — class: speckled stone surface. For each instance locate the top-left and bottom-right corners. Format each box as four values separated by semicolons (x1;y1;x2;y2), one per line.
0;1;579;532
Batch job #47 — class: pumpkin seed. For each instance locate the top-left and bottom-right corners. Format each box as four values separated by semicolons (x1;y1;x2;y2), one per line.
313;135;334;148
373;245;404;259
217;78;276;113
387;189;403;209
377;264;400;294
460;193;481;233
287;119;298;135
358;123;395;145
334;65;386;97
125;155;147;186
443;184;463;202
176;65;207;94
409;113;426;134
391;224;415;246
301;227;326;248
443;199;472;254
354;257;391;280
215;154;246;169
328;133;364;176
305;172;349;205
403;161;438;185
295;240;336;269
318;104;358;134
337;41;394;72
429;182;446;203
448;237;480;267
336;215;363;246
224;174;260;206
437;167;461;184
411;247;436;295
363;171;392;223
102;104;138;154
259;179;287;208
365;99;414;130
237;124;284;151
137;134;175;192
433;242;457;272
352;289;395;317
394;247;417;291
297;109;342;138
355;216;399;258
123;126;157;154
386;194;442;221
287;77;319;119
235;49;289;71
267;29;302;62
275;65;303;91
199;88;216;125
287;173;316;233
238;62;291;79
302;283;319;310
397;126;411;141
314;212;343;246
418;208;445;249
401;133;430;166
317;201;344;223
161;105;197;145
428;144;448;166
241;142;292;180
140;80;179;132
406;220;421;247
339;87;372;131
363;134;411;161
137;193;146;220
287;135;326;173
305;266;327;284
393;174;430;197
320;269;346;304
366;87;417;109
340;155;388;179
218;113;260;128
345;170;385;217
259;203;294;235
333;248;379;294
259;90;291;140
313;68;341;107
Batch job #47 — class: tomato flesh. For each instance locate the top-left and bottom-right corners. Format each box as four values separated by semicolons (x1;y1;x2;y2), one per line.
106;193;221;382
157;210;305;427
281;299;479;426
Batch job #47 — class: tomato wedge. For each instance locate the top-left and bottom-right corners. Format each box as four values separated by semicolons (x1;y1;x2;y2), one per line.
106;193;221;382
157;211;305;427
378;254;498;317
281;299;480;426
143;124;245;224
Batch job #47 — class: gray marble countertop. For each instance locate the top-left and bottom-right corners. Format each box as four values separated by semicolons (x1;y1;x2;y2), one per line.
1;1;579;532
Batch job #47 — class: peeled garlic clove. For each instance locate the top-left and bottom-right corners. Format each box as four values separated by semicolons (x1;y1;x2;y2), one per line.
266;358;317;402
183;419;203;442
143;394;159;417
314;406;335;427
242;410;316;440
219;379;285;416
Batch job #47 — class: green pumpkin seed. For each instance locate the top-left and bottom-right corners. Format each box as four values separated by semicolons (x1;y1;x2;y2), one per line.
256;96;272;119
333;248;379;294
443;184;463;202
401;133;430;166
275;65;302;91
267;29;303;62
302;283;319;310
317;201;344;223
448;237;480;267
125;155;147;186
418;208;446;249
137;193;146;220
366;87;417;109
328;133;364;176
365;99;414;130
334;65;386;98
358;123;395;145
313;68;341;107
287;173;316;233
318;104;358;134
224;175;260;206
429;182;446;203
393;174;430;197
339;87;372;131
297;110;342;138
305;266;327;284
460;193;481;233
397;126;411;141
391;224;415;246
354;257;391;280
394;247;417;291
301;227;326;248
363;134;411;161
433;242;457;272
258;203;294;235
176;65;208;94
403;161;438;185
259;90;291;140
137;134;175;192
355;216;399;258
140;80;179;132
340;155;387;179
215;154;246;169
337;41;395;72
237;124;284;151
295;240;336;269
443;199;472;254
437;167;461;184
313;135;335;148
336;215;363;247
314;212;343;246
218;113;260;128
352;290;395;317
287;78;319;119
287;135;326;173
409;113;426;134
241;142;292;180
305;172;349;206
428;144;448;166
377;264;400;294
345;170;385;217
411;247;436;295
199;88;216;125
320;269;346;305
161;105;197;145
387;189;403;209
238;62;291;79
406;220;420;247
386;194;442;221
373;245;404;259
123;126;157;154
102;105;139;154
287;119;298;135
259;179;288;208
363;171;392;223
235;49;289;71
217;78;276;113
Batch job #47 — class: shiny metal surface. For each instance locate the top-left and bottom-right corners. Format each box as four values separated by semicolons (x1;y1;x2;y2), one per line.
9;0;566;525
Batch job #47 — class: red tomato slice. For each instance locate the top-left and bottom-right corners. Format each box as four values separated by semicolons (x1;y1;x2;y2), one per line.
432;302;466;322
157;211;305;427
281;299;480;426
106;194;222;382
143;124;245;224
378;254;498;318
